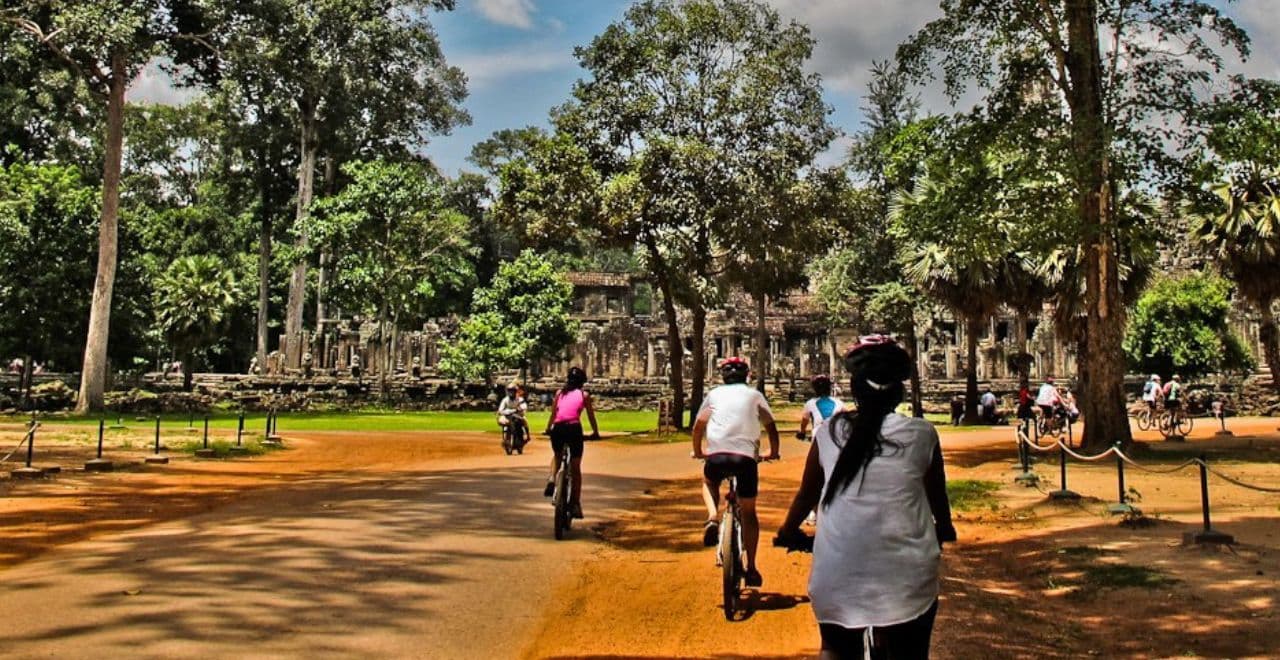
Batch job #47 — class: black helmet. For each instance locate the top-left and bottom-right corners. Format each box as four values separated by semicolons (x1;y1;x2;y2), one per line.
844;334;912;390
719;357;749;384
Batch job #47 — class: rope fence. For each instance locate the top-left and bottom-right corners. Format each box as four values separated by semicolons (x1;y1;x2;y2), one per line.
1012;421;1280;544
0;422;40;464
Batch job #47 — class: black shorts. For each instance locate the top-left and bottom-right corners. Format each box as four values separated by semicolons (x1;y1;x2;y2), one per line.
1166;400;1181;410
819;599;938;659
703;453;759;498
549;423;584;458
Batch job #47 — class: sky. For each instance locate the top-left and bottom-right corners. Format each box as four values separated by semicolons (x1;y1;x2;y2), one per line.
131;0;1280;177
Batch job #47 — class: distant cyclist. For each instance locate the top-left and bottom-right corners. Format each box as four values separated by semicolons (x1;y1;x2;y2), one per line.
544;367;600;520
1163;374;1183;415
798;375;844;441
775;335;955;660
1035;376;1062;419
497;381;530;447
1142;374;1162;413
692;357;781;588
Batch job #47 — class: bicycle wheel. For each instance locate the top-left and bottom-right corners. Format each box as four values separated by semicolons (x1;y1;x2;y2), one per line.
720;509;738;620
553;465;569;540
1136;410;1151;431
1177;414;1193;437
1157;413;1173;439
502;427;513;455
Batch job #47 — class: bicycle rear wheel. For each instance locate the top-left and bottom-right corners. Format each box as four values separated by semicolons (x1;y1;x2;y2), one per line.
720;509;739;620
1136;410;1151;431
553;465;570;540
1177;414;1193;437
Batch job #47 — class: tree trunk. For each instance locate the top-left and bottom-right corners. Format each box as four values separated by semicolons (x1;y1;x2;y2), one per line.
1257;298;1280;392
1015;310;1030;390
1066;0;1132;450
754;292;768;395
75;54;127;414
691;303;707;417
659;278;686;429
905;326;924;418
182;353;193;393
20;353;33;409
254;159;272;370
315;156;337;330
964;316;981;424
283;113;318;369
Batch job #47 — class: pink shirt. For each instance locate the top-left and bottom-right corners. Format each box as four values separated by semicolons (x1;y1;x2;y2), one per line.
553;389;587;424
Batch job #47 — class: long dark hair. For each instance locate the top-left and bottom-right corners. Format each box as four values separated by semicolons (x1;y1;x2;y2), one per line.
563;366;587;392
821;341;911;509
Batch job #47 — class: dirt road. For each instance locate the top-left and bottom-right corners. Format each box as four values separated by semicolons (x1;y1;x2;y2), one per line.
2;420;1279;659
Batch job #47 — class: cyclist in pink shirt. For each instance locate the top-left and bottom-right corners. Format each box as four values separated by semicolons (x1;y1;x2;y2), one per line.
544;366;600;519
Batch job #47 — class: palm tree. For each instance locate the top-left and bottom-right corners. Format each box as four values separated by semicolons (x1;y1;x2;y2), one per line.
1191;170;1280;388
155;256;239;392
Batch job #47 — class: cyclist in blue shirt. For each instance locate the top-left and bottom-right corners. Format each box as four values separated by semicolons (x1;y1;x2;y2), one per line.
797;375;844;441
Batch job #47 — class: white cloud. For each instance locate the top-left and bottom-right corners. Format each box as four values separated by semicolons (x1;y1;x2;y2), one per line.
453;46;574;89
128;60;200;106
475;0;537;30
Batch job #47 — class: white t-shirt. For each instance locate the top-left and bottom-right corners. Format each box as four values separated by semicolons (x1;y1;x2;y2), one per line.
701;384;773;457
1035;383;1060;407
803;396;845;431
810;413;941;629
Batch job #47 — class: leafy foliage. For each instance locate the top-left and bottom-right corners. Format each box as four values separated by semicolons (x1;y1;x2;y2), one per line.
1123;274;1254;379
154;255;240;388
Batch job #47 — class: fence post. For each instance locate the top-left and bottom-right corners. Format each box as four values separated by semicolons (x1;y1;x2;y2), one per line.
1014;426;1039;486
85;417;114;472
195;415;215;458
230;412;248;455
11;422;42;479
1107;442;1135;515
146;416;169;464
1189;453;1234;545
1049;443;1080;501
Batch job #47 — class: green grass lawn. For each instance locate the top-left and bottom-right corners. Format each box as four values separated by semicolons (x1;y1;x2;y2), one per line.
11;409;666;435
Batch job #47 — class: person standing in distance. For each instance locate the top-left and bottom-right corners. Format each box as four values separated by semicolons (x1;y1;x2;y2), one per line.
692;357;781;588
776;335;956;659
544;367;600;519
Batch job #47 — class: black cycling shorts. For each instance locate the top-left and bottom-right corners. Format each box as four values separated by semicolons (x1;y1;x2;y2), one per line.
1166;400;1181;410
703;453;759;499
549;423;584;458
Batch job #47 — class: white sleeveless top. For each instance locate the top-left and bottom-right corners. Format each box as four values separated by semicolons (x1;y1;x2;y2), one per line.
809;412;941;628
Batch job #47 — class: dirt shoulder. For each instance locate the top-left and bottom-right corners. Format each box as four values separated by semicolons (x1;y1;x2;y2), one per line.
523;420;1280;660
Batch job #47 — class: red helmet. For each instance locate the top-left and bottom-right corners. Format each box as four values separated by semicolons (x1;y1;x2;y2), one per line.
719;357;750;383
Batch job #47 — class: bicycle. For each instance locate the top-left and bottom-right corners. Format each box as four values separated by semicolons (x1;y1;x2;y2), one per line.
500;416;528;455
1036;407;1068;438
716;474;746;620
1158;406;1193;439
1135;404;1157;431
550;442;573;540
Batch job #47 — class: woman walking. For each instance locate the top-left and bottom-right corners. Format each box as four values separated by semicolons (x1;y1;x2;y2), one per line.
776;335;956;660
544;366;600;519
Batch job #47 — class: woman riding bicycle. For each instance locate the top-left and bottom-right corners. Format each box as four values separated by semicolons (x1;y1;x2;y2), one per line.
544;367;599;520
776;335;956;659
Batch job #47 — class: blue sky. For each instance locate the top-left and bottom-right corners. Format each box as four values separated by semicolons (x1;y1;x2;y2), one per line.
420;0;1279;177
127;1;1279;177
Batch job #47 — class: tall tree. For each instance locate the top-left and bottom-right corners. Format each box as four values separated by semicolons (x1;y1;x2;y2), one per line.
897;0;1249;450
0;159;98;404
303;160;474;392
220;0;468;368
560;0;834;414
1123;274;1254;380
1188;78;1280;391
3;0;220;412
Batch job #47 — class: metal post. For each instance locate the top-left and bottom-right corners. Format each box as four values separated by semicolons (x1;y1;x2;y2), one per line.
154;417;161;454
265;411;271;437
97;418;105;459
236;413;244;446
86;418;113;472
1191;453;1234;544
1015;427;1039;486
1108;442;1134;514
26;421;35;468
203;416;210;449
1049;442;1079;500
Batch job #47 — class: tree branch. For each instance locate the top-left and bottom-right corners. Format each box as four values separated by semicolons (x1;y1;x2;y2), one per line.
3;14;110;91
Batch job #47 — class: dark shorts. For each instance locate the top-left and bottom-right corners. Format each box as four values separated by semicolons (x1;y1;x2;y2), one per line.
549;423;584;458
819;599;938;660
703;453;759;499
1166;400;1181;410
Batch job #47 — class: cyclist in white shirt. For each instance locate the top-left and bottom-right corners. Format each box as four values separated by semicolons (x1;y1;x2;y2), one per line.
775;335;955;659
1035;376;1062;418
692;357;781;587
